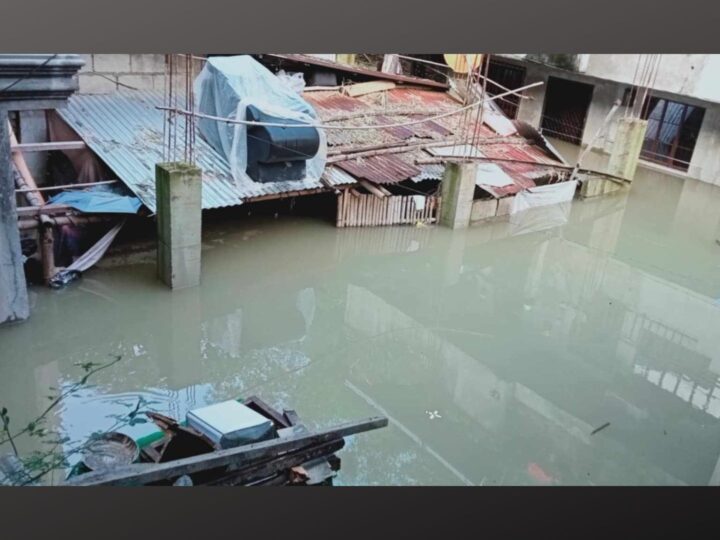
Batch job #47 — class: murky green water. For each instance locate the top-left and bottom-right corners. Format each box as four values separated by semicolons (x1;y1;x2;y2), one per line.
2;148;720;485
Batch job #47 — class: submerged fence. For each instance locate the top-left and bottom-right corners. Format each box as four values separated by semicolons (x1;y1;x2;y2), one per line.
336;191;441;228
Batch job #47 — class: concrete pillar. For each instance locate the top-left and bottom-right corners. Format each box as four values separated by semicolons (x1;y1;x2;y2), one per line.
0;113;30;325
581;117;648;198
156;163;202;290
607;117;648;181
439;162;477;229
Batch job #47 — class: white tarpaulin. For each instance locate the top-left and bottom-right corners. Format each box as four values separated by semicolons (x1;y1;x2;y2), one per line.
511;180;577;215
509;201;571;236
194;55;327;185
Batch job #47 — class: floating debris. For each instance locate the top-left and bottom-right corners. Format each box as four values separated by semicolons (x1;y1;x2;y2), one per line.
591;422;611;436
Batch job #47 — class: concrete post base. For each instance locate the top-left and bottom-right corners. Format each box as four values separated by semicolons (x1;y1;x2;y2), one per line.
580;178;626;198
156;163;202;290
439;162;477;230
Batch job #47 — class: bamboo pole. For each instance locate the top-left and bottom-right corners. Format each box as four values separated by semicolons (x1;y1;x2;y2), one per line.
327;137;527;163
416;156;628;185
15;180;119;194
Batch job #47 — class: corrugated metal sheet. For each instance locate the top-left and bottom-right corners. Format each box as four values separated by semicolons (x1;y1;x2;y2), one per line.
58;91;327;212
59;87;567;210
322;167;356;186
335;154;421;184
412;163;445;182
306;87;562;188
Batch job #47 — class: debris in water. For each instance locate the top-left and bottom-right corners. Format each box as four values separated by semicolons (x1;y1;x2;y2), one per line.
591;422;611;435
527;462;553;483
425;410;442;420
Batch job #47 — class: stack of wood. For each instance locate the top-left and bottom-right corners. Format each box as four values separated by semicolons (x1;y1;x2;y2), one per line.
67;396;387;487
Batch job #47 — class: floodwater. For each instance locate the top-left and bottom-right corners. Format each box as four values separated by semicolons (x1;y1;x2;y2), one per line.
2;146;720;485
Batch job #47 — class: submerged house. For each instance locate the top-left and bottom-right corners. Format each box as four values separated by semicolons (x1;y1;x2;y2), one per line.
6;53;580;293
41;55;571;222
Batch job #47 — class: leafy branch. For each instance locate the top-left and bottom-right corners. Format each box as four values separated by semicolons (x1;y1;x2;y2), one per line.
0;355;122;447
0;354;153;486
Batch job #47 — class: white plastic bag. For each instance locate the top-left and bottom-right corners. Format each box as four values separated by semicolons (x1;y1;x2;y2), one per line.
276;70;306;94
195;55;326;186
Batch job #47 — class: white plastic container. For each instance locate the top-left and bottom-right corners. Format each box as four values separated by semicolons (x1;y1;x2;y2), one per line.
187;400;274;449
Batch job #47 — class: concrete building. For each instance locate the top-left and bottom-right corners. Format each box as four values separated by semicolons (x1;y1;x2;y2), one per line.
488;54;720;186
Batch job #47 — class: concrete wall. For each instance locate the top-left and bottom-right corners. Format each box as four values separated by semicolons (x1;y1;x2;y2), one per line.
583;55;720;105
78;54;165;93
512;58;720;186
505;54;720;105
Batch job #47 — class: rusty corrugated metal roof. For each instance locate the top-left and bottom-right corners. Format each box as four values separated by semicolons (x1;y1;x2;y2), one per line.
59;86;566;209
305;87;564;190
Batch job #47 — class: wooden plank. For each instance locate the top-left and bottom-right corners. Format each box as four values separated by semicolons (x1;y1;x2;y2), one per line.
343;81;396;98
266;54;448;89
358;180;385;199
344;190;350;227
8;122;45;206
336;192;343;227
211;439;344;487
283;409;301;426
11;141;86;153
16;203;74;218
66;416;388;486
341;191;347;228
243;395;290;429
350;194;356;227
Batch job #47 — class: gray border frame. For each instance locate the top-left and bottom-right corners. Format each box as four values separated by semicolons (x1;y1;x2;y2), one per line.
1;0;720;52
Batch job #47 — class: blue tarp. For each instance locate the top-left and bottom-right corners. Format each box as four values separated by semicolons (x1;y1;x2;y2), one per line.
49;190;141;214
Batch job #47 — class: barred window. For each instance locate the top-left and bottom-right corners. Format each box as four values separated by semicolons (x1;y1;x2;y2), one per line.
640;97;705;172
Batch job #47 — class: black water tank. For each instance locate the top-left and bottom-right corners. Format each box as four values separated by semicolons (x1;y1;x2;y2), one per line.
246;105;320;183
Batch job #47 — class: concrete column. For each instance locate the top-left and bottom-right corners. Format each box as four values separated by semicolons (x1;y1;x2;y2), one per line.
581;117;648;198
0;113;30;325
607;117;648;181
439;162;477;229
156;163;202;290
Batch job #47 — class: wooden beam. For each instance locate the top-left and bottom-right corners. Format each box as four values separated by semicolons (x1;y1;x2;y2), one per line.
208;439;344;486
343;81;396;98
8;121;45;206
18;215;114;231
15;179;118;194
266;53;448;89
16;203;75;218
358;180;387;198
65;416;388;486
11;141;86;153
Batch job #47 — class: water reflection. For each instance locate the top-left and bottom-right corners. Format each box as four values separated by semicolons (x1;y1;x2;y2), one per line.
2;162;720;485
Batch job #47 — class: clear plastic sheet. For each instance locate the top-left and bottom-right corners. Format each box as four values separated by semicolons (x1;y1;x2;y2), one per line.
195;55;326;185
511;180;577;214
